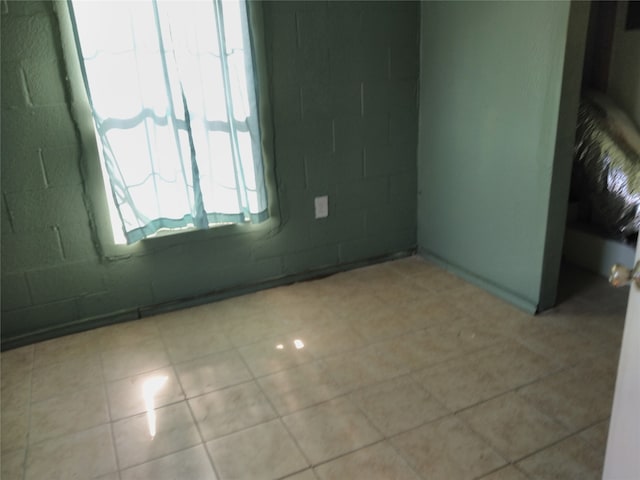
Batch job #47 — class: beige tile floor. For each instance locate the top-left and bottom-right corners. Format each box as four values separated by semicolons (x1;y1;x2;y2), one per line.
0;255;628;479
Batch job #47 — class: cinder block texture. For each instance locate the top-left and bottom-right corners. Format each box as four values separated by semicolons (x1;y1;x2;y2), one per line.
1;273;31;311
5;187;89;232
2;227;63;272
1;147;47;192
1;61;28;108
1;0;419;342
27;261;105;304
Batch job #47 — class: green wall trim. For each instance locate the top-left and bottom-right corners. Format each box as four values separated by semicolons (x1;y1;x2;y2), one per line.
418;247;538;315
1;249;414;351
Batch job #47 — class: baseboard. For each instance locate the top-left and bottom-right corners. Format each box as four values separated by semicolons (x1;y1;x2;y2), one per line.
418;247;538;314
1;249;416;350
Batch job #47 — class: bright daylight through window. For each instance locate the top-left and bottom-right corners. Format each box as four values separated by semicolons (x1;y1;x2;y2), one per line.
69;0;269;244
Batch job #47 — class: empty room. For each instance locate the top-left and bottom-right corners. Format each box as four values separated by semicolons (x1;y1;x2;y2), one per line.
2;1;639;479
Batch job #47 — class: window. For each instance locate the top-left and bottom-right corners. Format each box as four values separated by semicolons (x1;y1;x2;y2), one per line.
68;0;269;244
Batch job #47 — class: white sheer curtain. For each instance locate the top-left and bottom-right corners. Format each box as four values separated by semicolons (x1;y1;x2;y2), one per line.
70;0;268;244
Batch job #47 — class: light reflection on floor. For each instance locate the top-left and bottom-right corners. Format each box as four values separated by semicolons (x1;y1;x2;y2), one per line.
0;257;628;479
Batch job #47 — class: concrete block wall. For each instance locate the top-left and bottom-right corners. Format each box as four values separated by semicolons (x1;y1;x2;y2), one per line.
1;0;419;345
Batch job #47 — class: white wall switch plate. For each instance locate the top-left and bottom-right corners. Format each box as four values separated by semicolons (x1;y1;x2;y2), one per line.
314;195;329;219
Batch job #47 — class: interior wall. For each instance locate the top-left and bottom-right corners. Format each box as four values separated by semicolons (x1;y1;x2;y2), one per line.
538;2;590;309
417;0;583;312
0;1;419;345
607;0;640;126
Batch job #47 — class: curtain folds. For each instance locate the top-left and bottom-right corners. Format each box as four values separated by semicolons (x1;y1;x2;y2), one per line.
69;0;269;244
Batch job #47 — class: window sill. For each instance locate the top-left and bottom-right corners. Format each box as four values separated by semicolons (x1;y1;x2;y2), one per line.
97;215;281;261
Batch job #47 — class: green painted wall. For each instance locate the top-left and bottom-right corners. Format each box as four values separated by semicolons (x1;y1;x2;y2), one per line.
1;1;419;345
417;1;587;312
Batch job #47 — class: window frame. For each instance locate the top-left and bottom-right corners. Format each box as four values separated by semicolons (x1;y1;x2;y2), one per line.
54;0;280;260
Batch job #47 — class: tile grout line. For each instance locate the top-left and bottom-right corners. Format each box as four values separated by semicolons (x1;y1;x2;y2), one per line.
471;463;533;480
117;443;217;476
4;258;623;479
336;379;429;480
22;345;35;480
96;339;123;477
234;339;318;473
511;427;608;470
239;331;389;476
449;387;608;476
153;317;223;480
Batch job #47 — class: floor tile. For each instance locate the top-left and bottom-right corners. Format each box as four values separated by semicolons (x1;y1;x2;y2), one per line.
112;401;201;469
274;302;337;331
400;297;468;331
477;465;529;480
206;419;308;480
576;315;625;348
412;268;461;293
29;385;110;444
568;353;619;391
25;424;117;480
321;343;409;392
107;367;185;420
391;415;506;480
0;257;626;480
175;350;253;398
31;353;103;402
579;419;610;451
300;323;368;359
518;329;606;366
480;313;572;343
101;337;171;382
1;375;31;415
238;335;314;377
258;361;345;415
223;313;289;348
33;329;102;369
472;340;562;389
1;345;33;389
120;444;217;480
159;317;233;363
282;397;382;464
189;381;277;441
314;442;421;480
459;392;568;461
328;292;387;322
373;322;496;373
412;354;506;411
282;470;318;480
1;448;25;480
1;404;29;452
98;319;161;350
349;375;448;436
372;275;438;306
517;435;603;480
517;365;614;431
95;473;121;480
446;284;528;323
347;304;416;343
